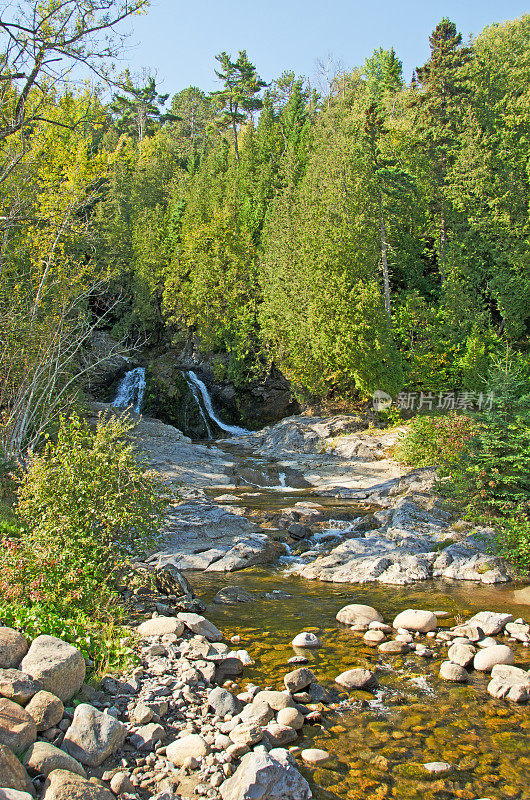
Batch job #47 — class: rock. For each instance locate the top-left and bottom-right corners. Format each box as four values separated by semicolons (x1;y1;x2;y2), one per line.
62;704;126;767
283;668;316;693
20;637;85;702
128;722;165;750
447;643;476;668
439;661;469;682
153;564;194;598
277;708;304;730
213;587;254;604
363;629;386;645
23;692;64;732
130;702;153;726
23;742;86;778
301;748;330;765
42;769;114;799
473;645;515;672
477;637;498;648
335;668;377;690
166;734;210;766
0;670;42;705
452;625;484;642
0;698;36;753
137;617;184;637
239;701;275;728
0;790;34;800
253;691;295;711
0;744;35;796
466;611;513;636
205;535;285;573
208;688;243;717
424;762;452;774
219;746;311;800
392;609;437;633
0;630;28;670
109;772;134;795
229;723;263;747
264;723;298;747
291;632;319;648
215;657;244;683
378;641;409;654
177;613;223;642
336;605;383;627
504;622;530;642
487;665;530;703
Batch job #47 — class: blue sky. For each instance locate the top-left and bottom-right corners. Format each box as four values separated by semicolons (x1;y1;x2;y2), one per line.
124;0;529;95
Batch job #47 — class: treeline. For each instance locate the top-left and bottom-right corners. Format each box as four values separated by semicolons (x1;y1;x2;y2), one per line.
95;16;530;397
0;5;529;460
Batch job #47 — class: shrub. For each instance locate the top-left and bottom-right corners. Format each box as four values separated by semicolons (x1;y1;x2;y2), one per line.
395;412;476;472
0;411;169;669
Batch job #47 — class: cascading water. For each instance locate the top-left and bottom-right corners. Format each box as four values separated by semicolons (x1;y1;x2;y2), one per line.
186;379;213;439
185;370;250;436
112;367;146;414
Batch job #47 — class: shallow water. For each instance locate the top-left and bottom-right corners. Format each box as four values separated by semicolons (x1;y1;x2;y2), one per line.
193;569;530;800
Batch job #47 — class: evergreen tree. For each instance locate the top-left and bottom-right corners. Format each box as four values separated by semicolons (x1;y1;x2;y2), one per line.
111;71;178;151
211;51;267;161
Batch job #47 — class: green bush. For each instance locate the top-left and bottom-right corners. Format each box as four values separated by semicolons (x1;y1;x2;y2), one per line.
0;411;169;670
395;412;476;472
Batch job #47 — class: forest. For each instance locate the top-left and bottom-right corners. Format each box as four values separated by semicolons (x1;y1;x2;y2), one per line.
0;2;529;467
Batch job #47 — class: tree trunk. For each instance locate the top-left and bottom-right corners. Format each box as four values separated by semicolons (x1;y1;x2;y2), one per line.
232;116;239;161
380;204;391;320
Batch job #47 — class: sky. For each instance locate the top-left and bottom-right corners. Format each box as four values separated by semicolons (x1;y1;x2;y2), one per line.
121;0;530;96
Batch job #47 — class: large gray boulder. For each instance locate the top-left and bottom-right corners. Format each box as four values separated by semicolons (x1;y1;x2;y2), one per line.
466;611;513;636
62;704;126;766
0;630;28;670
0;744;35;797
219;746;312;800
336;604;383;627
20;637;85;702
283;668;316;694
42;769;114;800
0;670;42;705
177;613;222;642
0;699;36;753
137;617;184;637
23;742;86;778
392;609;437;633
207;687;243;717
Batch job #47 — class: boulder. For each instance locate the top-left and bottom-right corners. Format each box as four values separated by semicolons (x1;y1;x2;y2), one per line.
336;605;383;627
452;625;484;642
42;769;114;800
239;701;274;728
109;773;134;795
137;617;184;637
0;744;35;796
277;708;304;731
20;637;85;702
215;657;244;683
378;641;409;654
504;622;530;643
291;632;319;648
487;664;530;703
207;687;243;717
62;704;126;767
264;723;298;747
220;746;311;800
0;670;42;705
128;723;165;750
335;668;377;690
392;609;437;633
213;587;254;605
253;691;295;711
447;643;476;668
301;749;330;765
23;742;86;778
177;613;223;642
283;668;316;694
22;691;63;732
439;661;469;682
466;611;513;636
0;630;28;670
473;645;515;672
229;723;263;747
363;630;386;645
0;790;34;800
0;699;36;753
166;734;210;766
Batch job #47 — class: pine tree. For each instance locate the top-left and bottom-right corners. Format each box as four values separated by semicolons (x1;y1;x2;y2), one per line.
111;71;178;152
414;19;471;280
211;51;267;161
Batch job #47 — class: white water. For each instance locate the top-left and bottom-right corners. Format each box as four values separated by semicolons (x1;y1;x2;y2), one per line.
186;379;213;438
112;367;146;414
186;370;250;436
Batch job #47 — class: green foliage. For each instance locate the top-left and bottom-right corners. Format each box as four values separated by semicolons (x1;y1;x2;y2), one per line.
0;412;168;669
395;412;476;471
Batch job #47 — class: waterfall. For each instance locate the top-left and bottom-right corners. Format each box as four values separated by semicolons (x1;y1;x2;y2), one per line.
186;378;213;439
112;367;146;414
185;370;250;436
